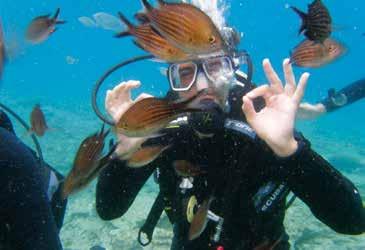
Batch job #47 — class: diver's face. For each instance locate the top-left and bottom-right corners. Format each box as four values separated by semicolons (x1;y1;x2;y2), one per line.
177;71;230;109
169;57;235;109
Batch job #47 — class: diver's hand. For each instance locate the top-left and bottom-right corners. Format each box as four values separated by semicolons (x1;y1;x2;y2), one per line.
297;102;326;120
105;80;153;159
105;80;152;122
242;58;309;157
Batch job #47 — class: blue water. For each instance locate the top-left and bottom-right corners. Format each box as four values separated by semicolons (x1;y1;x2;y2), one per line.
0;0;364;249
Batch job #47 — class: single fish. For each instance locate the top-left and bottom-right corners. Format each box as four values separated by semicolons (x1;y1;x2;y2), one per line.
173;160;207;177
188;197;213;241
116;89;206;137
115;12;191;62
92;12;122;32
291;0;332;43
139;0;226;54
29;104;49;137
78;16;98;28
126;144;170;168
290;38;345;68
61;125;115;199
26;8;66;44
0;20;6;80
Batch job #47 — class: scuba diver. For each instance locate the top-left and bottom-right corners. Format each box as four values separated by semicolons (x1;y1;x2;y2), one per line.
297;78;365;120
0;108;67;250
93;2;365;249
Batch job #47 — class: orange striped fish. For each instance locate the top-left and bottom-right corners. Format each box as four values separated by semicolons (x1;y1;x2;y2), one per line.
61;125;115;199
126;145;170;168
290;38;345;68
115;12;191;62
139;0;225;55
116;90;206;137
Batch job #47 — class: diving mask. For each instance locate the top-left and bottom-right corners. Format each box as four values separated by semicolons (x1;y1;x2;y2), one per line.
168;53;246;92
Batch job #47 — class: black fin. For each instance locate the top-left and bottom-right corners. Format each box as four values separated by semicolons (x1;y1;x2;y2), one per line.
133;40;146;51
53;8;61;20
118;12;134;29
141;0;153;11
134;12;149;24
114;12;134;38
290;6;308;35
114;31;130;38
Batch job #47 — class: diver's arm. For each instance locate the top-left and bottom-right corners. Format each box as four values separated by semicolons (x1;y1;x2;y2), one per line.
266;136;365;235
0;128;63;250
95;159;154;220
298;78;365;120
321;78;365;112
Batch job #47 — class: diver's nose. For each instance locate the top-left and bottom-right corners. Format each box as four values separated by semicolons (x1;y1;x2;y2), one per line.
196;72;209;91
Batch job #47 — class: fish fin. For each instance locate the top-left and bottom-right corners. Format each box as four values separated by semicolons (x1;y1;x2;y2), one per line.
53;8;61;20
114;31;130;38
132;40;145;51
141;0;153;11
115;12;134;38
134;12;150;24
290;6;307;35
117;12;134;29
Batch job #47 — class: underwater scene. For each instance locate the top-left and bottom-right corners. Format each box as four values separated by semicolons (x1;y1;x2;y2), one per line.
0;0;364;249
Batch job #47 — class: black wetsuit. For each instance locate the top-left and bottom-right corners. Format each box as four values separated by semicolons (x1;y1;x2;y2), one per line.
0;111;67;250
321;78;365;112
96;83;365;250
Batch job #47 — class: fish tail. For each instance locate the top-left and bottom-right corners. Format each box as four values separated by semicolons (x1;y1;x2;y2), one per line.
134;12;150;24
290;6;307;34
141;0;153;11
115;12;134;38
53;8;61;20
